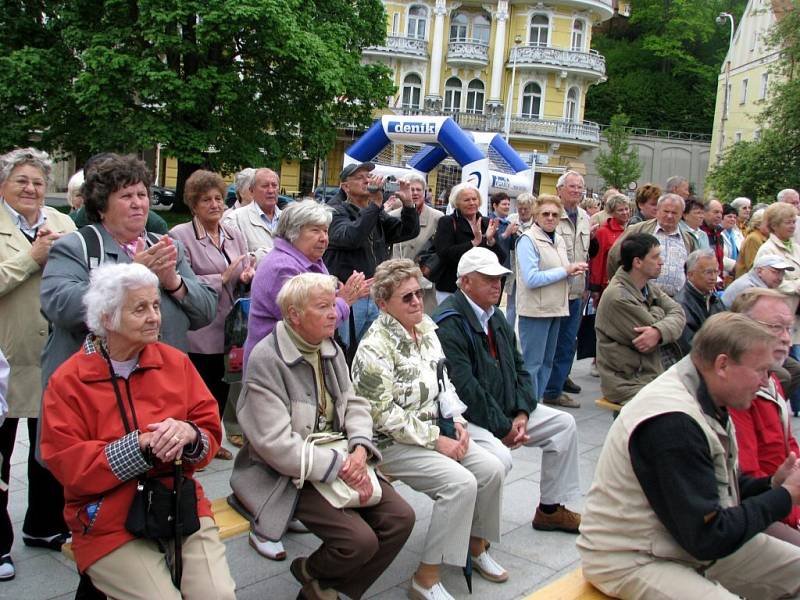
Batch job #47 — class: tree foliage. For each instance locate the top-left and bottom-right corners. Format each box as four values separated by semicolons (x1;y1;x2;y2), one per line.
707;0;800;201
0;0;395;203
596;112;642;190
586;0;748;133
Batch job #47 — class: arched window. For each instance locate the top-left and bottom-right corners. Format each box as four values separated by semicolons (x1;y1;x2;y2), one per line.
444;77;462;113
401;73;422;110
571;19;585;51
529;14;549;47
521;82;542;118
473;14;491;44
407;5;428;40
466;80;485;114
565;87;579;122
449;13;467;41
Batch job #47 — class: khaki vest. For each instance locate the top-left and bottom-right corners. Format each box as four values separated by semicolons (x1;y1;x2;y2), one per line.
577;358;739;571
556;207;591;299
515;225;570;319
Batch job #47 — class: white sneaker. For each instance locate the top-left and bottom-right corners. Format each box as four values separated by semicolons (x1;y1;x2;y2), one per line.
471;550;508;582
248;532;286;561
0;554;14;581
288;518;309;533
409;579;455;600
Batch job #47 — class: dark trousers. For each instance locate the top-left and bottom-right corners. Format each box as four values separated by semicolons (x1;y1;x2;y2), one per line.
188;353;229;418
294;479;415;599
0;417;68;555
545;297;583;400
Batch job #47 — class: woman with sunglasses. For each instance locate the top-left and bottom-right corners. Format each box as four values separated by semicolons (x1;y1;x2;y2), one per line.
352;258;507;600
516;195;588;404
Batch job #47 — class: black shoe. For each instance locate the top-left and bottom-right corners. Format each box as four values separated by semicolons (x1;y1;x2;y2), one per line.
22;532;70;552
563;377;581;394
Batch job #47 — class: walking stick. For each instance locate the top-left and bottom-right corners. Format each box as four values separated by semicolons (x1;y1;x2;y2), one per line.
173;458;184;588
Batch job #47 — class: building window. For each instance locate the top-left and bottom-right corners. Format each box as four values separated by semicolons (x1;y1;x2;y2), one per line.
529;14;549;47
466;79;485;114
565;87;579;122
444;77;462;112
735;132;742;143
740;78;748;104
571;19;585;51
725;83;731;117
401;73;422;110
450;13;468;41
754;129;761;141
473;14;490;44
407;5;427;40
760;72;769;99
392;13;400;35
521;82;542;118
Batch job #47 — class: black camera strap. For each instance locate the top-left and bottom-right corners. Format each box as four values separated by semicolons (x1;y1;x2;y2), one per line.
98;341;140;435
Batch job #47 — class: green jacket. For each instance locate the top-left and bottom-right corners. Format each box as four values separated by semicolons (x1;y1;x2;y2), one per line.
433;291;536;439
70;206;169;234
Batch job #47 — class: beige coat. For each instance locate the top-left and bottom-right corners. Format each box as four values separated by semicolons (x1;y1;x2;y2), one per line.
515;224;570;318
754;234;800;343
606;218;698;281
595;268;685;404
222;202;279;263
556;206;591;299
0;203;75;417
390;204;442;314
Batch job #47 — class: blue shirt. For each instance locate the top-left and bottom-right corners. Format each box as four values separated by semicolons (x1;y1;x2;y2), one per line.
517;230;568;290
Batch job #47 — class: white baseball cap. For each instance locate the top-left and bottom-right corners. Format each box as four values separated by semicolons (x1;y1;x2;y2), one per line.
754;255;795;271
457;247;512;278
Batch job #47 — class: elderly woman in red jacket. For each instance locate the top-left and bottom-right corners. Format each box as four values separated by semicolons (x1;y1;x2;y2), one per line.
588;193;630;303
40;262;235;599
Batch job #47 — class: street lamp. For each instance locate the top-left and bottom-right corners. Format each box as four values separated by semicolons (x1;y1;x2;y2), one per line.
716;12;735;157
504;34;523;142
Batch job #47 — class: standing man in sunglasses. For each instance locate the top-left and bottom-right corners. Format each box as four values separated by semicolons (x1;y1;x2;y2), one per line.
433;248;583;534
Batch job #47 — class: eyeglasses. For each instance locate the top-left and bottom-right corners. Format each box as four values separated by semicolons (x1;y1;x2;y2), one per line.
539;211;560;218
10;177;45;190
754;320;794;335
397;289;424;304
700;268;720;276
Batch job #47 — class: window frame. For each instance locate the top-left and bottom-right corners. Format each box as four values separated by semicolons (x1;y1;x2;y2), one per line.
571;18;586;52
529;13;550;47
465;79;485;115
401;72;423;110
520;80;543;119
444;76;463;113
407;5;428;40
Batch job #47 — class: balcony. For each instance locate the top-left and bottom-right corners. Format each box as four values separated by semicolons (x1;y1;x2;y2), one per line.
509;45;606;81
509;0;613;20
363;35;428;60
446;38;490;68
452;112;600;146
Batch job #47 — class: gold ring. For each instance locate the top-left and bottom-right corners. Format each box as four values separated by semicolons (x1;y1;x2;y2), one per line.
173;435;181;443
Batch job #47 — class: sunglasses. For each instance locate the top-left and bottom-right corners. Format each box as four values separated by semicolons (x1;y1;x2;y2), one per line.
398;289;424;304
539;211;560;218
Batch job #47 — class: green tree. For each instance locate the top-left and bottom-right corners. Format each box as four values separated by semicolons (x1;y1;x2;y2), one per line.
0;0;395;208
595;113;642;190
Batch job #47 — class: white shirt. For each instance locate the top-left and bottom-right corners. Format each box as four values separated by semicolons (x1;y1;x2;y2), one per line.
255;202;281;234
2;200;45;239
463;292;495;335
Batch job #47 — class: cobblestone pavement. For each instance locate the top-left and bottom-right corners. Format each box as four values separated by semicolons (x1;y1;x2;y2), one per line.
7;357;793;599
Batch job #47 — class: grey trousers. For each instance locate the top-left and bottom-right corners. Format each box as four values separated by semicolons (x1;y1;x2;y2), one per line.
379;440;505;566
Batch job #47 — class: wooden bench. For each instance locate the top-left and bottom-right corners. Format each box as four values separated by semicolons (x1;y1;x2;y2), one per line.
524;567;612;599
62;497;249;562
595;398;622;414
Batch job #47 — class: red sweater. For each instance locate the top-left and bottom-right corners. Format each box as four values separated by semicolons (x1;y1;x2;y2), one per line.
589;217;626;291
40;341;221;571
729;375;800;528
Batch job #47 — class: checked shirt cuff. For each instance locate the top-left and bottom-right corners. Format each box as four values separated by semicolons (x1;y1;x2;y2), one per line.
106;431;152;481
182;425;210;464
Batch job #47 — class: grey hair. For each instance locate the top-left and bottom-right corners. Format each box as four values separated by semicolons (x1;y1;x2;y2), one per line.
371;258;422;303
401;172;427;187
750;208;766;229
657;193;685;210
449;182;482;209
516;192;535;209
580;197;600;211
664;175;688;193
83;263;159;337
234;168;256;196
685;249;717;272
276;272;337;317
730;197;751;211
276;200;332;243
556;170;584;189
250;167;279;191
605;193;630;213
0;147;53;185
67;170;85;209
778;189;799;203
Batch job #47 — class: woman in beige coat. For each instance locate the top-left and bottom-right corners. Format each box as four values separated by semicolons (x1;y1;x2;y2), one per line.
0;147;75;578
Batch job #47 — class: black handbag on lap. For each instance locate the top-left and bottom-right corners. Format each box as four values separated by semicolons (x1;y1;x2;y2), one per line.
125;472;200;540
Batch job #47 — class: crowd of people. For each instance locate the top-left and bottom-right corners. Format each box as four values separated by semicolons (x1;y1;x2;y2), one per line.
2;145;800;599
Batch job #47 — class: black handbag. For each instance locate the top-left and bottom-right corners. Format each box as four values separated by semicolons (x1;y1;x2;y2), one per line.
124;471;200;540
576;303;597;360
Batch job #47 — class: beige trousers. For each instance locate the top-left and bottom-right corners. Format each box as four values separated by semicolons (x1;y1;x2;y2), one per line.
87;517;236;600
586;532;800;600
379;440;505;566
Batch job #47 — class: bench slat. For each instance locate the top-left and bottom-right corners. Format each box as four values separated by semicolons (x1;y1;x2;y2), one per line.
595;398;622;413
524;568;611;599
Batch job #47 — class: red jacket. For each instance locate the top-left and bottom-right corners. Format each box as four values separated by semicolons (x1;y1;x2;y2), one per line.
589;217;625;291
40;340;221;571
730;374;800;528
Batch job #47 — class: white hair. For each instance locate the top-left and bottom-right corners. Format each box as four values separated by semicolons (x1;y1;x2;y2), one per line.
556;170;584;189
0;147;52;185
730;197;751;210
401;172;427;187
657;193;685;211
276;200;332;243
664;175;688;193
67;170;85;209
686;249;717;272
778;189;799;202
276;272;337;317
234;168;256;196
83;263;159;337
449;182;482;209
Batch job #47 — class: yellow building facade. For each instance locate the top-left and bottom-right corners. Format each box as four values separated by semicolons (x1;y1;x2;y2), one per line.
708;0;786;166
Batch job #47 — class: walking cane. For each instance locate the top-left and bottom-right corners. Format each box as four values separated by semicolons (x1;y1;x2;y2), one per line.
173;458;184;588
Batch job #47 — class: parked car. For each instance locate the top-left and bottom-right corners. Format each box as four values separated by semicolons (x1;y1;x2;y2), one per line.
314;186;340;203
151;185;176;206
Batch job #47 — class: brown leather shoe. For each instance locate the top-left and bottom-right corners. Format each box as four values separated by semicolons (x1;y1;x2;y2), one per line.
227;434;244;448
215;447;233;460
543;393;581;409
532;505;581;533
297;580;339;600
290;557;312;586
